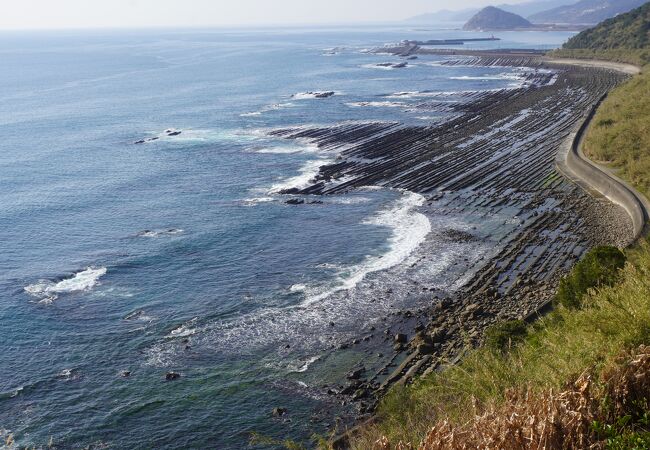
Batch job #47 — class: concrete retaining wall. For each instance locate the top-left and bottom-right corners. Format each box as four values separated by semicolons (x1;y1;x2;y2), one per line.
556;94;648;241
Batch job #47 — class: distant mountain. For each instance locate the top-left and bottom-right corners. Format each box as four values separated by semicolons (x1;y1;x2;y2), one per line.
499;0;578;17
406;1;576;24
563;1;650;49
529;0;648;24
463;6;534;31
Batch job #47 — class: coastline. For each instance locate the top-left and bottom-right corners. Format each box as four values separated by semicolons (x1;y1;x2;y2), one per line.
273;53;645;446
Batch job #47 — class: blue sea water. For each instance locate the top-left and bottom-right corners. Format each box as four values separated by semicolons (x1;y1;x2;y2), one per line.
0;26;574;448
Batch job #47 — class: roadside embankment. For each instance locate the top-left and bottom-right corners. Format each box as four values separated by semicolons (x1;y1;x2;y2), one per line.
553;58;649;241
544;57;641;75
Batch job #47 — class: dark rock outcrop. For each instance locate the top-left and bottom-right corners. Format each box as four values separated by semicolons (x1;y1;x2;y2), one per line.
165;372;181;381
272;407;288;417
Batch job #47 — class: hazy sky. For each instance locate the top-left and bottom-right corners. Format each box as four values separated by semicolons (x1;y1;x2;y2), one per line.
0;0;537;30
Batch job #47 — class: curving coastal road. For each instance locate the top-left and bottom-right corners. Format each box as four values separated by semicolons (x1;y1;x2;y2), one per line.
550;58;649;241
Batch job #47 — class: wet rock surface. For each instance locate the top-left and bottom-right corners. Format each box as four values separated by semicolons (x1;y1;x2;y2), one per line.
268;53;635;437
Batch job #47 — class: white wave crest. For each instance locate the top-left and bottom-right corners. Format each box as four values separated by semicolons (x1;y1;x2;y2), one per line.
241;102;296;117
292;91;337;100
450;73;521;81
253;143;319;155
361;63;411;71
289;356;321;373
243;196;275;206
329;196;371;205
138;228;183;238
346;101;407;108
169;323;197;338
269;159;331;193
25;267;107;302
289;284;307;293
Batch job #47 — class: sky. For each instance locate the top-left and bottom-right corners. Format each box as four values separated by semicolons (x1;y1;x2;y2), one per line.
0;0;538;30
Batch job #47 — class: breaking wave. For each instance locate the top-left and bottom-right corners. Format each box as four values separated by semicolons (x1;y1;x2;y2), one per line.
24;267;107;302
144;190;434;366
268;159;331;193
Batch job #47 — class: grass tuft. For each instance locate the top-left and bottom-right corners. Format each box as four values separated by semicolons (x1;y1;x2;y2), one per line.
555;246;626;309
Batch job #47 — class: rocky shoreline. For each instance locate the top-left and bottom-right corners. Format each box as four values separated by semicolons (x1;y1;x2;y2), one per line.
268;52;635;444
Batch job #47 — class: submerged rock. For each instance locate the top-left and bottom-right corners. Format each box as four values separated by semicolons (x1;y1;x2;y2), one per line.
123;310;145;321
165;372;181;381
352;389;368;400
377;62;408;69
280;187;302;195
347;368;365;380
272;407;288;417
313;91;335;98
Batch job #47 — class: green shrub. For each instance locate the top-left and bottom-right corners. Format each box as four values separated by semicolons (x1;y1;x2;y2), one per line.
556;246;626;309
485;320;528;353
593;413;650;450
606;432;650;450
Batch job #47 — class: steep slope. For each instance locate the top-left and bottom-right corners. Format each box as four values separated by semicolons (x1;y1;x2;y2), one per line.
554;1;650;64
463;6;533;31
530;0;648;25
499;0;577;17
564;2;650;50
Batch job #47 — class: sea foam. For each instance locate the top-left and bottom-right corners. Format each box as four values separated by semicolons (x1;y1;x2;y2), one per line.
268;158;331;193
143;189;433;366
24;267;107;302
303;190;431;305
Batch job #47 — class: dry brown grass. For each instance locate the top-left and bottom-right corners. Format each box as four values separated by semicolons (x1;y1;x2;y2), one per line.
368;346;650;450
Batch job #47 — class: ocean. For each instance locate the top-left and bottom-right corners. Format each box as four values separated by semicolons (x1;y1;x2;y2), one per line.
0;25;574;448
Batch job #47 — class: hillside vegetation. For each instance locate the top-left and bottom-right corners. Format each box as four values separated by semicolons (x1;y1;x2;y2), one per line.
529;0;647;26
584;70;650;198
552;1;650;65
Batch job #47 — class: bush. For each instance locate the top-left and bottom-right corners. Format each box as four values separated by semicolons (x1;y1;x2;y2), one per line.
485;320;528;353
593;413;650;450
556;246;626;309
606;431;650;450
